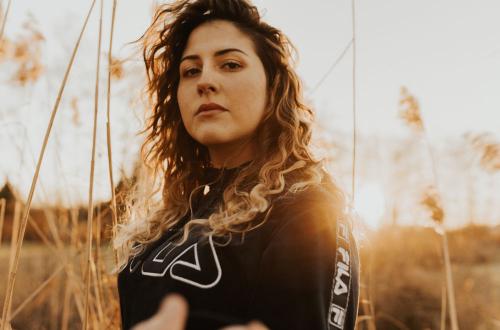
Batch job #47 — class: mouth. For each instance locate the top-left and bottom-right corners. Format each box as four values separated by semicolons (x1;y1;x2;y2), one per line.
196;102;228;116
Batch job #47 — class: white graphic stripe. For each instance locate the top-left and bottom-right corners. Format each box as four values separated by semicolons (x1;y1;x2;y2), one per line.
328;218;352;329
170;234;222;289
137;233;222;289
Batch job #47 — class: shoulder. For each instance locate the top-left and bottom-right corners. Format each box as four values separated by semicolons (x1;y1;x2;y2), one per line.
266;181;346;238
279;183;339;206
275;177;345;218
276;167;345;209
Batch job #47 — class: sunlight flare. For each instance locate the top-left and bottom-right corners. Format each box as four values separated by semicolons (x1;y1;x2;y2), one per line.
354;183;386;230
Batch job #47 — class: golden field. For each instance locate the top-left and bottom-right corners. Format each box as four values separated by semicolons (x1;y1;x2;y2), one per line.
1;223;499;329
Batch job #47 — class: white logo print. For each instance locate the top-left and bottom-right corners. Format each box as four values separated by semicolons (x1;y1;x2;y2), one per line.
132;234;222;289
329;304;346;329
328;219;352;329
333;247;350;296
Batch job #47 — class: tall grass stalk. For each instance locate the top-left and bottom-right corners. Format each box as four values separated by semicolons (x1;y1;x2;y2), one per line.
351;0;357;200
60;271;72;330
44;209;64;249
91;257;104;325
68;259;85;324
8;211;87;324
83;0;104;328
106;0;119;267
440;227;458;330
8;201;20;277
68;208;86;324
440;274;447;330
3;201;20;325
95;208;106;318
376;312;411;330
351;1;377;329
399;87;459;330
0;0;97;329
357;286;377;330
420;116;459;330
0;0;12;41
28;214;60;255
364;253;377;330
356;315;376;330
8;264;65;321
0;198;5;244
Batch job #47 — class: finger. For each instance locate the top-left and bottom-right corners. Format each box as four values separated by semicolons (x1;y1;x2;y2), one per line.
156;294;189;330
131;319;159;330
247;321;269;330
131;312;173;330
131;318;160;330
219;321;269;330
131;294;188;330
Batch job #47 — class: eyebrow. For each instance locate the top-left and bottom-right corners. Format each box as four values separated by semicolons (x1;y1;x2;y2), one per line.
180;48;248;64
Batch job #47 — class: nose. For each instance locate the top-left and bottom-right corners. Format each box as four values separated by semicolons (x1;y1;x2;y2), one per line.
196;68;219;96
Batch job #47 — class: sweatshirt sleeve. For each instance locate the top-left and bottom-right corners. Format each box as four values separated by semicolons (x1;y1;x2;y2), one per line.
246;192;359;330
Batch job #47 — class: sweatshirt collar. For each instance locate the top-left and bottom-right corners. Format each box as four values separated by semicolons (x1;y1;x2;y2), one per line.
201;160;252;187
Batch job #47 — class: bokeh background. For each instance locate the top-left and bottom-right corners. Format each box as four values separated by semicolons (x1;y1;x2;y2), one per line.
1;0;499;329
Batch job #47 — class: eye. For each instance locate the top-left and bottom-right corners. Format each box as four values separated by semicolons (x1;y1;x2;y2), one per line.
222;61;242;70
182;67;200;77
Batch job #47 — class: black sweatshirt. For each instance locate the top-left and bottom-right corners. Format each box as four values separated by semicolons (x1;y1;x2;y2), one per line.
118;164;360;330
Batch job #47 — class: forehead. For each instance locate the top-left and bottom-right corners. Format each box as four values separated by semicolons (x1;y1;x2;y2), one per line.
181;20;256;57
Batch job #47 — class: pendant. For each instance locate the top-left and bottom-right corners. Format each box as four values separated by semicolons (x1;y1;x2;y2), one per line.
203;184;210;195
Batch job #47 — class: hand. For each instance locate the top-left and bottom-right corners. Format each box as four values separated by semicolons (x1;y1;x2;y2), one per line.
131;294;188;330
131;294;269;330
219;321;269;330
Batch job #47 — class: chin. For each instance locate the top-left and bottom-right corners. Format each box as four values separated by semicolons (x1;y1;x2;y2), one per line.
195;132;233;146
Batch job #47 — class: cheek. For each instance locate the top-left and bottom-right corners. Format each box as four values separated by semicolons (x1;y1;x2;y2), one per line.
176;87;192;129
232;73;267;122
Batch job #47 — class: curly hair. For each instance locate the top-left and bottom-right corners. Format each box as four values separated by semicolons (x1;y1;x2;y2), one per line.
112;0;348;273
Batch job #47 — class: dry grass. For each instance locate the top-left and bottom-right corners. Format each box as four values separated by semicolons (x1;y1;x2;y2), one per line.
398;86;424;132
1;224;499;329
1;2;499;330
0;243;120;330
357;225;500;330
0;2;98;327
464;132;500;173
398;86;462;330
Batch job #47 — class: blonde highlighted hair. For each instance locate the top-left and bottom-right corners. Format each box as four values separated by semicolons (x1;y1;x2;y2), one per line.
113;0;348;272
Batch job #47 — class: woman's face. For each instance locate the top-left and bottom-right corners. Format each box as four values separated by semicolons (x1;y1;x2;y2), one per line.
177;20;267;151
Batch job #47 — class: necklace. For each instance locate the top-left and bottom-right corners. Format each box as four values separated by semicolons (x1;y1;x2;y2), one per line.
203;184;210;195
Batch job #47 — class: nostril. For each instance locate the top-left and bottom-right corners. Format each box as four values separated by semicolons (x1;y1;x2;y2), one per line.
198;84;216;95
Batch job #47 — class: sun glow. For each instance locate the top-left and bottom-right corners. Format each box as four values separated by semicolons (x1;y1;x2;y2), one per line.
354;183;386;230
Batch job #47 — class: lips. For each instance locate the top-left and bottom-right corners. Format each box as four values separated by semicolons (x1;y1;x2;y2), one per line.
196;102;228;115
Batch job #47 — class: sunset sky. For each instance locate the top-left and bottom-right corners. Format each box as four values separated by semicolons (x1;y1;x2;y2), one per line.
1;0;499;226
4;0;499;135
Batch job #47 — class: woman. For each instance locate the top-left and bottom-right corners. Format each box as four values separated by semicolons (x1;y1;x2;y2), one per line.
114;0;360;329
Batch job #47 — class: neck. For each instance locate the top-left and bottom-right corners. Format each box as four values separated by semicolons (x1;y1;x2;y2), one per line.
207;139;255;169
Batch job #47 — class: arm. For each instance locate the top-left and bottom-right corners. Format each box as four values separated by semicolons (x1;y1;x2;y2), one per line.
247;195;359;330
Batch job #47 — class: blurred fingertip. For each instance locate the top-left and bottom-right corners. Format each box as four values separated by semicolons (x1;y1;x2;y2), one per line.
248;320;268;330
163;293;187;304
